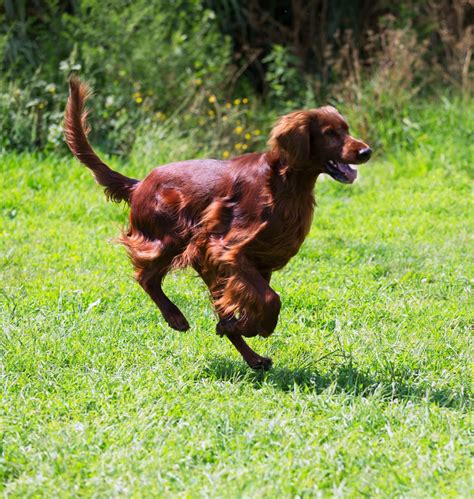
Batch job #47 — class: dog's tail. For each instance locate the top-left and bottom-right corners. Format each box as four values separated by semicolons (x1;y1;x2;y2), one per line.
64;77;139;203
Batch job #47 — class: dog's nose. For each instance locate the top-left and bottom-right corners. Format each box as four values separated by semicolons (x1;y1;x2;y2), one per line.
358;147;372;161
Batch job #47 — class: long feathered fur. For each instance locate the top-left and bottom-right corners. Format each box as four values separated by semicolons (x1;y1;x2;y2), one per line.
63;77;139;203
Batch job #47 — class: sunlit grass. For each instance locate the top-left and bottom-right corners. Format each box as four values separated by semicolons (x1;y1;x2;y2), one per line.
0;100;472;495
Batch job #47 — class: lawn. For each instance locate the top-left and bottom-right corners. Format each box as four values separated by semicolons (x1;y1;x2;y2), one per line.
1;100;473;496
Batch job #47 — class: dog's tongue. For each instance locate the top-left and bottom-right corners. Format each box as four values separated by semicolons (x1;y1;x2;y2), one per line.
340;163;357;183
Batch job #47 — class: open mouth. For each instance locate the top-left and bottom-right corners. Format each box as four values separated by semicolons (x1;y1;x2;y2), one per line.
324;160;357;184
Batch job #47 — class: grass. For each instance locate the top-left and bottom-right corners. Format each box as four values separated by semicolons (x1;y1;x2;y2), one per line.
1;98;473;496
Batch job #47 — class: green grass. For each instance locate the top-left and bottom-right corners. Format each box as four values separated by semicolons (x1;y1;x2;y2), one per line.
1;100;473;496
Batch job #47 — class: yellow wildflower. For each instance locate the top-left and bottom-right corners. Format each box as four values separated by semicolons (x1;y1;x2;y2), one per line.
207;110;215;117
135;96;143;104
234;126;243;134
242;144;248;150
233;99;241;105
194;78;202;86
234;143;242;150
244;133;252;140
208;95;216;103
225;102;231;109
242;98;249;104
253;129;261;136
223;151;230;159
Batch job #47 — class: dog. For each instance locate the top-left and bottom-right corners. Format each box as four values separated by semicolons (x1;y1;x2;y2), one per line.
64;78;372;369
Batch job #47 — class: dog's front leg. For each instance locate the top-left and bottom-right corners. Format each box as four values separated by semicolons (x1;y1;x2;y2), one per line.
216;269;281;338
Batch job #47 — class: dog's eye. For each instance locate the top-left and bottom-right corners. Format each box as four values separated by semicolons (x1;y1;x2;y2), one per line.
325;129;338;138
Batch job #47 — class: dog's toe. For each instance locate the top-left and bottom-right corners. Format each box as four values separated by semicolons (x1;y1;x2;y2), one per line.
167;314;190;332
248;355;273;371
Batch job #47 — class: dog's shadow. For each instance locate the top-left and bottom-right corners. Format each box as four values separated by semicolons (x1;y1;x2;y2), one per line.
202;355;466;409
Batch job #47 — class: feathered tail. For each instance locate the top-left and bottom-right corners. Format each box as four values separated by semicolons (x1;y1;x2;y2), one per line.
64;77;139;203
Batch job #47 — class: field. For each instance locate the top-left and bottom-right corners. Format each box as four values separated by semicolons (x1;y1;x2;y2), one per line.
1;99;473;496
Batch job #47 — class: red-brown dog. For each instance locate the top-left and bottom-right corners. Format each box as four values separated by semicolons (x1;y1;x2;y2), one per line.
64;78;372;369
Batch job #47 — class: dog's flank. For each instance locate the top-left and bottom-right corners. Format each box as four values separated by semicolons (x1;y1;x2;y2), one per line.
64;78;139;203
64;77;372;370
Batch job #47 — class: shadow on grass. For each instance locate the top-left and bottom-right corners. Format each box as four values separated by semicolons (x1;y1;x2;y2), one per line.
202;356;468;410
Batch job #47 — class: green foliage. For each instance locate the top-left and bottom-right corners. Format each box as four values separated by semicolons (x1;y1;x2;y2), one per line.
130;92;268;165
2;1;471;157
1;0;232;153
262;44;307;110
0;98;472;495
0;74;67;150
340;94;474;171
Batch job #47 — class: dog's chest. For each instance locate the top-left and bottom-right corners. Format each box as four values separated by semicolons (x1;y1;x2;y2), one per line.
250;193;315;270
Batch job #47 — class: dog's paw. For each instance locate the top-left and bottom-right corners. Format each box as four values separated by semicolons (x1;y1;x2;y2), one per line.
247;355;273;371
166;313;190;332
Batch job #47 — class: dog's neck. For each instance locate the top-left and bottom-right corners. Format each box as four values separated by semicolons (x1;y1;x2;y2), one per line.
284;166;319;195
266;151;319;196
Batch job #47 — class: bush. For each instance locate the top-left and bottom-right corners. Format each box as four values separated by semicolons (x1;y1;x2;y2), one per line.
1;0;232;153
1;1;472;158
130;91;268;164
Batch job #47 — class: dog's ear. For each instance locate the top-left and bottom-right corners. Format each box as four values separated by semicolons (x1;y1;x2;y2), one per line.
268;111;310;167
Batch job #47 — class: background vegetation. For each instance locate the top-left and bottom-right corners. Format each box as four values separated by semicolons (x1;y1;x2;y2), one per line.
0;0;473;496
1;0;472;157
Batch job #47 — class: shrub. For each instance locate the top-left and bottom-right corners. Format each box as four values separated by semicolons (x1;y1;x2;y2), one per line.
1;1;471;158
1;0;232;153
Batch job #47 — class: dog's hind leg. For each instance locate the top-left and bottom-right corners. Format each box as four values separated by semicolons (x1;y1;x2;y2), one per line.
136;260;190;332
122;228;190;332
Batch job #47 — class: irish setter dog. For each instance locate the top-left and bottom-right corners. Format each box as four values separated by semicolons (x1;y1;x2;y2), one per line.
64;78;372;369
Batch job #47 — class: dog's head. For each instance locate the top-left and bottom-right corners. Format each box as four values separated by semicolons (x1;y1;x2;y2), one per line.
268;106;372;183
